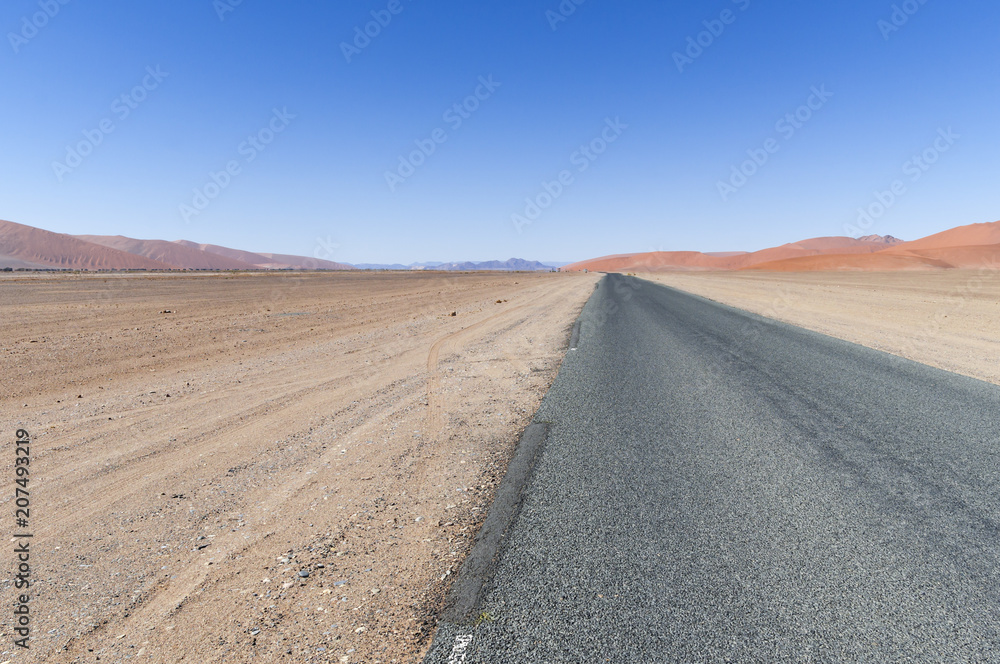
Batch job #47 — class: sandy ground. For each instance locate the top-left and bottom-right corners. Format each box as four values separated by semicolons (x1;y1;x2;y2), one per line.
0;271;597;663
642;270;1000;385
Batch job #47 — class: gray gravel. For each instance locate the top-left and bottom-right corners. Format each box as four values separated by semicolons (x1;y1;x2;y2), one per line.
424;274;1000;663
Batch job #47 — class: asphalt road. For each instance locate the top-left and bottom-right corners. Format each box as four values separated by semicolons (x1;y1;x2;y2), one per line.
424;274;1000;663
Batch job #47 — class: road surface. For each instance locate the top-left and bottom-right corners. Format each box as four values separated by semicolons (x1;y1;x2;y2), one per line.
424;274;1000;663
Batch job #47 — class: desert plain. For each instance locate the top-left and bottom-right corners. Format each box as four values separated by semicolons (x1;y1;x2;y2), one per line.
0;271;597;663
643;269;1000;386
2;267;999;663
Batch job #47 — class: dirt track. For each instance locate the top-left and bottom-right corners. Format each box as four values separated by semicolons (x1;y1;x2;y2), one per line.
0;271;597;663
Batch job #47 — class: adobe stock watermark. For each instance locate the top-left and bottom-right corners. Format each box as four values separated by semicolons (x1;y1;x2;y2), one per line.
8;0;71;54
673;0;752;73
512;117;627;234
341;0;412;64
52;66;169;183
179;107;296;224
878;0;930;40
845;127;958;237
717;85;833;202
583;275;644;336
384;75;501;192
314;235;341;262
214;0;245;22
546;0;586;31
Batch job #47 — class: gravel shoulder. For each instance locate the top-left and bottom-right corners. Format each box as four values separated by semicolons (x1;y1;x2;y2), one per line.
0;271;597;663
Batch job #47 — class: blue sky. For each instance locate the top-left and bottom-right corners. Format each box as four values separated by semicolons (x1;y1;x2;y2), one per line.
2;0;997;264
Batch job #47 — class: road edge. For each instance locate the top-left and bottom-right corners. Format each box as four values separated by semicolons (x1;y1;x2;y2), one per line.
419;422;550;663
421;278;604;663
438;421;549;623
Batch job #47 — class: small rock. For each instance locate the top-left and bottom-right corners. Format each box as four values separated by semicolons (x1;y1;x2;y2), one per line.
298;570;311;578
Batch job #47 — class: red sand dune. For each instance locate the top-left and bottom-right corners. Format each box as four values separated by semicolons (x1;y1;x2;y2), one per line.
566;251;730;272
566;224;1000;273
725;237;892;269
0;220;356;271
750;223;1000;272
563;235;901;272
908;244;1000;269
77;235;258;270
885;221;1000;252
787;237;887;252
744;253;952;272
174;241;355;270
174;240;273;266
0;220;172;270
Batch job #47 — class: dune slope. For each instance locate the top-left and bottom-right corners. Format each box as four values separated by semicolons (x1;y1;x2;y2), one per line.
0;220;172;270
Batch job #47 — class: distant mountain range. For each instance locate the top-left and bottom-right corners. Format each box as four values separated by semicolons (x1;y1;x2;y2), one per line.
0;220;558;272
357;258;558;272
432;258;557;271
354;261;445;270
